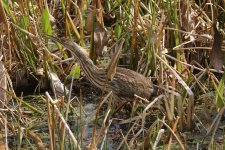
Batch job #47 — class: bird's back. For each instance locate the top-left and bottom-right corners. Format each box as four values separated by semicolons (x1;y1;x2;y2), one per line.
108;67;153;101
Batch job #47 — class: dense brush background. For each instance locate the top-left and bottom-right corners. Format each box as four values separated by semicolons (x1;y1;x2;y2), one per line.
0;0;224;149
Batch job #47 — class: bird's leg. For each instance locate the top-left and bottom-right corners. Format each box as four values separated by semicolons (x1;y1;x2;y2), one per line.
106;38;125;80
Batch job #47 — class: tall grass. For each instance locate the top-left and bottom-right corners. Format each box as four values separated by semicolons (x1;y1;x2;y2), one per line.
0;0;224;149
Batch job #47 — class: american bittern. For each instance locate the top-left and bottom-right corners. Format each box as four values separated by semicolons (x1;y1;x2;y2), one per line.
50;37;154;101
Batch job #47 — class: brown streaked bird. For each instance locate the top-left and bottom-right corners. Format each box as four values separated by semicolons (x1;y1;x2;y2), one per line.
50;36;154;101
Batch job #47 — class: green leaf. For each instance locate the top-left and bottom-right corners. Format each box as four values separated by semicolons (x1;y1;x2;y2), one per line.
69;65;81;79
41;9;52;35
20;16;29;29
1;0;10;14
215;76;225;109
115;24;121;39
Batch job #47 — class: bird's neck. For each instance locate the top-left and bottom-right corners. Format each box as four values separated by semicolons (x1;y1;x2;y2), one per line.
64;41;107;89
